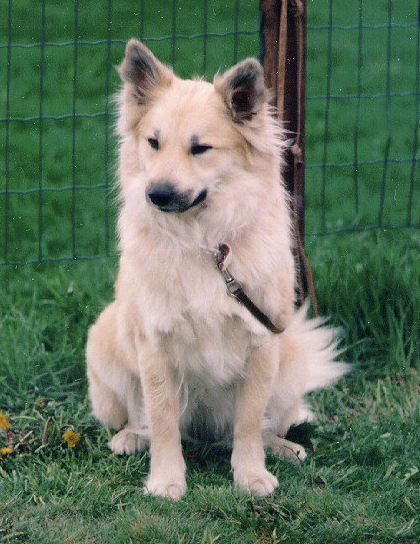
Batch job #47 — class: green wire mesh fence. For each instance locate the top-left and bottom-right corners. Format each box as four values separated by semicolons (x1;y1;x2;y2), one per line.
305;0;419;236
0;0;419;265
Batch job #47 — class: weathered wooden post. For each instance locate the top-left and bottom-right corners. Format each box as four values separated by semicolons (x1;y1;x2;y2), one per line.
260;0;317;313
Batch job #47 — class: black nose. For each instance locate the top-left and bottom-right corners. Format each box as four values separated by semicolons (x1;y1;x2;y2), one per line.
147;185;176;209
146;183;207;213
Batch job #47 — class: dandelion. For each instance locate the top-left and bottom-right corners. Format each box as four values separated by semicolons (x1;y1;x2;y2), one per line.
0;447;13;458
62;430;81;448
0;413;11;430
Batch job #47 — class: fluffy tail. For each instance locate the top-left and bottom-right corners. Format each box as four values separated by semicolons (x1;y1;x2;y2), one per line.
273;301;350;435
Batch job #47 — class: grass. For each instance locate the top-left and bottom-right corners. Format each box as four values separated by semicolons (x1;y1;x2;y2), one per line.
0;232;418;543
1;0;419;542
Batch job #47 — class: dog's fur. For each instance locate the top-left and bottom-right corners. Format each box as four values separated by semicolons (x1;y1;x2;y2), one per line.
86;40;349;500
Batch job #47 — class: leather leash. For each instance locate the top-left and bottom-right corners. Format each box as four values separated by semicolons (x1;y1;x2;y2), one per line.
214;244;284;334
280;0;318;316
261;0;318;317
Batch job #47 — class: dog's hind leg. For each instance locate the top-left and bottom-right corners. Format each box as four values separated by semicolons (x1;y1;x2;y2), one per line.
107;377;148;456
87;365;128;430
263;432;307;463
86;303;148;455
263;400;312;463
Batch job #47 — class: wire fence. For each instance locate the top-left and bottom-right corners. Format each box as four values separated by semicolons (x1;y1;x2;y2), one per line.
0;0;419;266
305;0;419;236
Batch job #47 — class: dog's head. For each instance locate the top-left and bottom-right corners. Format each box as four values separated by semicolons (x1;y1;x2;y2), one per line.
116;40;279;218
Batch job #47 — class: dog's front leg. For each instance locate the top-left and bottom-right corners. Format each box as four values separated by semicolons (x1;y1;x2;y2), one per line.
139;341;186;500
231;341;279;496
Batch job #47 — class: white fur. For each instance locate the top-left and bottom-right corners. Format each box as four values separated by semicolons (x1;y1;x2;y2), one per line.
86;41;349;500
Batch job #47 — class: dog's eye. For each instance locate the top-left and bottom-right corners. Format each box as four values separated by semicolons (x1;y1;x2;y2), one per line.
191;144;212;156
148;138;159;151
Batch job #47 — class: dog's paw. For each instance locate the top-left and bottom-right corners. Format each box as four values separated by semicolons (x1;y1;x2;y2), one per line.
144;473;187;500
108;429;147;455
234;467;278;496
265;436;307;464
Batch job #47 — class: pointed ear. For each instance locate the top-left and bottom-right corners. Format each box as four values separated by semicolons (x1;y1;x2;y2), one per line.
118;39;173;103
214;58;267;124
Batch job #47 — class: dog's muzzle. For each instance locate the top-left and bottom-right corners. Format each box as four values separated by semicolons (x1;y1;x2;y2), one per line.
146;183;207;213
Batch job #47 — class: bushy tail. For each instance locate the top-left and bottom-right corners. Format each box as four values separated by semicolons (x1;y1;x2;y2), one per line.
283;300;350;391
273;301;350;435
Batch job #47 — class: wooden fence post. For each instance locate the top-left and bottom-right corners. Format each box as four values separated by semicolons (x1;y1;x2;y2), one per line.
260;0;318;314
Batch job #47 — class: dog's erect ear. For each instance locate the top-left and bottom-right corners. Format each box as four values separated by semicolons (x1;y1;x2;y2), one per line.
214;58;266;123
118;39;173;103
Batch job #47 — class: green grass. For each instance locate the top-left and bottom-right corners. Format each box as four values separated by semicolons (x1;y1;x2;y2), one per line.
1;1;420;542
1;232;418;543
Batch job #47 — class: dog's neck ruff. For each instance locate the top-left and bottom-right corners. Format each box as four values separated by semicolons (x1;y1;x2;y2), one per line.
214;243;284;334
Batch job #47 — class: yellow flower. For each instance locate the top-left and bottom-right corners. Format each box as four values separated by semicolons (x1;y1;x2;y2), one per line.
0;413;11;430
62;430;81;448
0;447;13;457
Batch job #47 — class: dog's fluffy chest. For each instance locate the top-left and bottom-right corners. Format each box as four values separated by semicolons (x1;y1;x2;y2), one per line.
161;310;262;386
138;248;269;386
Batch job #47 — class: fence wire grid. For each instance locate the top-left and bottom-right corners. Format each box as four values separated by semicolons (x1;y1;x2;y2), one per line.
0;0;419;266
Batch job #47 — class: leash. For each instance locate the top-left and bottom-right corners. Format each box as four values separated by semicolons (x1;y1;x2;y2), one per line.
214;243;284;334
261;0;318;317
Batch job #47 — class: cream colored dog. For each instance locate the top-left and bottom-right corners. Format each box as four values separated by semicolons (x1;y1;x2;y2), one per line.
86;40;348;500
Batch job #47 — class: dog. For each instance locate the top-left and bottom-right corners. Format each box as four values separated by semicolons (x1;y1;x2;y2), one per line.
86;40;349;500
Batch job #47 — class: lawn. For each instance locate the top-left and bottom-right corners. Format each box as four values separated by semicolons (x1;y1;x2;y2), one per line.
1;1;419;542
